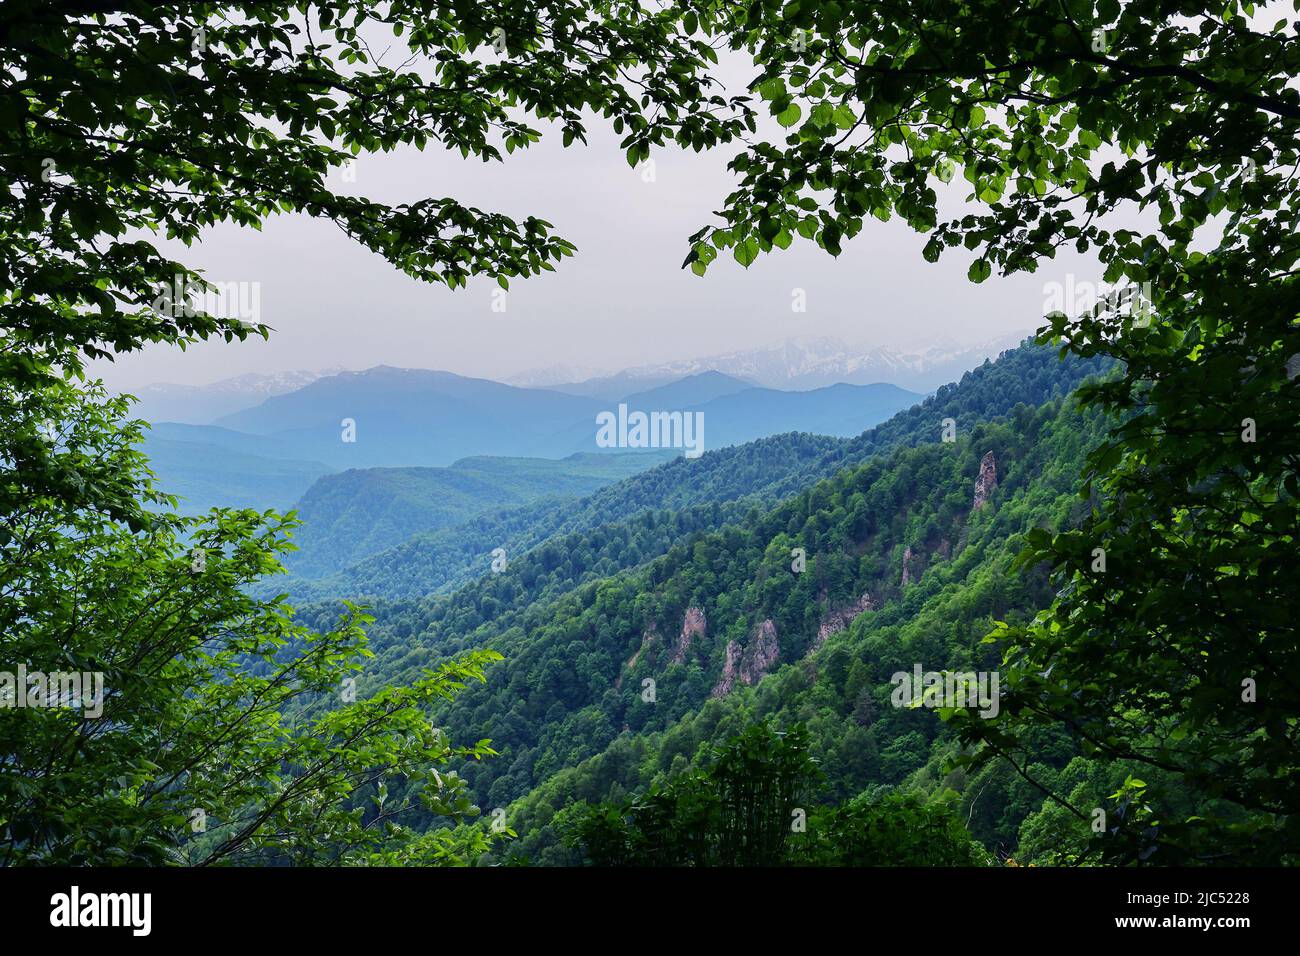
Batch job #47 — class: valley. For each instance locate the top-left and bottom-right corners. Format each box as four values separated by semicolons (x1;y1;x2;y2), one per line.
276;340;1123;864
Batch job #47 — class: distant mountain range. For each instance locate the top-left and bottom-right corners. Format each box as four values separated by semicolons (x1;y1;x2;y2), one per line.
515;332;1031;396
127;368;344;424
144;367;922;509
125;336;1029;517
211;366;605;467
122;334;1026;428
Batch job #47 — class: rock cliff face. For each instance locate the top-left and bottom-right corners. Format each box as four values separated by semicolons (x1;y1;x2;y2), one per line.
711;619;780;698
809;593;876;655
973;450;998;510
671;607;707;664
711;641;743;699
901;545;916;586
741;619;780;684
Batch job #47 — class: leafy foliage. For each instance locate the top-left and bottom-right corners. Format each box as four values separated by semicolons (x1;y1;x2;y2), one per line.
0;0;745;867
1;0;749;505
567;722;989;866
793;793;990;867
678;0;1300;865
566;721;817;866
0;383;502;865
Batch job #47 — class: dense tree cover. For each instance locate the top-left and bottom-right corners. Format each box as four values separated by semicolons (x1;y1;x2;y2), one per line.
485;397;1111;864
0;384;504;864
283;340;1109;605
280;452;667;578
1;1;741;865
762;341;1113;500
793;792;991;866
298;342;1105;684
566;721;817;866
493;389;1235;864
315;382;1149;864
281;432;844;602
566;721;989;866
676;0;1300;865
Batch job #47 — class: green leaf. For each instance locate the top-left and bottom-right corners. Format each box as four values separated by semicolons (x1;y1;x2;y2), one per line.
733;238;759;267
776;103;802;128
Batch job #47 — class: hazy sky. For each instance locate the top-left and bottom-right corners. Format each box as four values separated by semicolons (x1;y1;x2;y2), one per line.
90;52;1106;391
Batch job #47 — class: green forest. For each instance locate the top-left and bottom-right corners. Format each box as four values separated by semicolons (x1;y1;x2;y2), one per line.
1;0;1296;873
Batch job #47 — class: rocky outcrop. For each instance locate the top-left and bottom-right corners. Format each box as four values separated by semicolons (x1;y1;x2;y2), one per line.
809;592;876;655
711;619;780;698
740;619;780;684
711;641;743;699
972;450;998;510
671;607;707;664
901;545;916;587
615;626;658;689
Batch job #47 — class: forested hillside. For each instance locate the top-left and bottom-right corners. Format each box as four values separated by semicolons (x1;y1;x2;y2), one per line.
280;452;671;577
11;0;1294;888
322;384;1112;864
277;342;1139;865
282;341;1110;602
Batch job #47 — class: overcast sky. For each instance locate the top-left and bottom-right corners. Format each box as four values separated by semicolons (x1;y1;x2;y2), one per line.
89;51;1107;391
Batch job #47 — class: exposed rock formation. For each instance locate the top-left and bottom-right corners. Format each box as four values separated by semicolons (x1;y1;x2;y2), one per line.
809;592;876;655
615;626;658;689
671;606;707;664
712;641;743;699
901;545;916;587
711;619;780;698
741;619;780;685
973;450;998;510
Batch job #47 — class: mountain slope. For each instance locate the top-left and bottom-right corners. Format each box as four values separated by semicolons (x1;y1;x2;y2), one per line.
278;433;841;601
215;366;606;467
618;371;753;408
492;396;1108;863
688;381;921;446
280;341;1110;603
305;381;1111;865
281;452;672;577
141;433;333;515
541;379;921;460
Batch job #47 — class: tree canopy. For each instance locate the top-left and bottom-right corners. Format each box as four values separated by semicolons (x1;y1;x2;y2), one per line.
677;0;1298;862
0;0;744;865
2;0;1296;866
